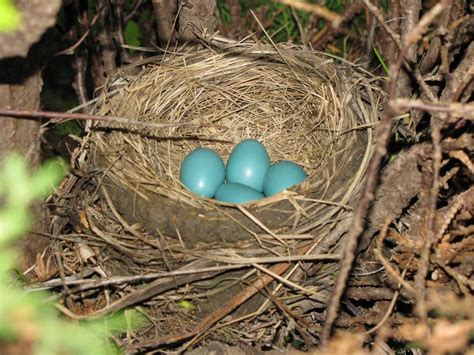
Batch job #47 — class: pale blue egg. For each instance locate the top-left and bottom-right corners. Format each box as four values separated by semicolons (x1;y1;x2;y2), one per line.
179;148;225;198
263;161;307;196
226;139;270;192
215;182;264;204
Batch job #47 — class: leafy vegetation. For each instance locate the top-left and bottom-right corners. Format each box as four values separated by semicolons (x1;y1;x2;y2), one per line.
0;155;144;354
0;0;21;32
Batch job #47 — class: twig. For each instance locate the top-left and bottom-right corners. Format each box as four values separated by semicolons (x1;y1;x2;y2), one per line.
56;5;106;56
33;264;247;292
72;54;89;109
237;205;287;247
276;0;343;28
252;262;326;301
362;0;402;52
126;242;315;350
320;85;395;345
0;109;208;130
124;0;143;23
391;99;474;119
262;282;315;346
412;2;455;322
310;1;363;49
442;41;474;103
111;0;131;64
404;2;446;46
95;0;117;76
194;253;341;265
320;1;449;344
365;259;411;334
435;187;473;242
373;220;417;296
291;7;307;45
68;259;229;319
449;150;474;174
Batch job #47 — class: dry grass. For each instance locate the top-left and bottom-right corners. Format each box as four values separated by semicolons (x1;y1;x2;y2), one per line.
46;38;387;351
84;39;385;246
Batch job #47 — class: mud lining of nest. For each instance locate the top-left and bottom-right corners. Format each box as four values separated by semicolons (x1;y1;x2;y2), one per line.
50;38;385;349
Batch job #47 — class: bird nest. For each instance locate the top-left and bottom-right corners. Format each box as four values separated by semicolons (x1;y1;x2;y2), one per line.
50;38;385;351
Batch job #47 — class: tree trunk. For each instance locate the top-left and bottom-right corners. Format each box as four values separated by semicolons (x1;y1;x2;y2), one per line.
0;0;60;280
0;54;52;280
178;0;218;42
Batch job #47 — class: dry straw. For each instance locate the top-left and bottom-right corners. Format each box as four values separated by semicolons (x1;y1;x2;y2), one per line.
86;38;385;248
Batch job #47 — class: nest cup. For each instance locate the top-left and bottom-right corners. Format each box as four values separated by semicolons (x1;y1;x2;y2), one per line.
89;42;384;247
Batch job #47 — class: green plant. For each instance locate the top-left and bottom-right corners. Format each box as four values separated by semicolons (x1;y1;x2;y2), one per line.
373;46;390;76
0;154;144;354
0;0;21;32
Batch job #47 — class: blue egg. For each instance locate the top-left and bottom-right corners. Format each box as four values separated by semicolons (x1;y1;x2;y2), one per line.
263;161;308;196
215;182;265;204
226;139;271;192
179;148;225;198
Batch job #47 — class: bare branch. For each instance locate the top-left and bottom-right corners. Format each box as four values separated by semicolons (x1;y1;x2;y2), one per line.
95;0;118;76
0;109;211;131
362;0;402;52
321;1;449;344
277;0;343;27
55;5;106;56
124;0;144;23
391;99;474;120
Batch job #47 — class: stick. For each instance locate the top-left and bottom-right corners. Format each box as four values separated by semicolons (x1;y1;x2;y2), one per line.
0;109;206;130
320;0;449;344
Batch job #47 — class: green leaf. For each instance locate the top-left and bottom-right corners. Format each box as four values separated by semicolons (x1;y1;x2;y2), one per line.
0;209;31;243
124;20;141;47
28;158;66;200
177;300;196;310
217;0;231;25
0;154;30;207
373;46;390;76
0;0;21;32
0;154;144;354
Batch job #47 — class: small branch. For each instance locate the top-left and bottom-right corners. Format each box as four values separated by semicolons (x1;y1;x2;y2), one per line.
414;121;441;320
0;109;208;131
72;54;89;109
276;0;343;28
320;0;449;345
404;2;447;46
126;243;314;351
391;99;474;120
55;5;106;56
124;0;144;23
95;0;118;76
111;0;131;63
33;264;248;292
311;1;363;49
320;96;396;346
374;221;417;296
362;0;402;52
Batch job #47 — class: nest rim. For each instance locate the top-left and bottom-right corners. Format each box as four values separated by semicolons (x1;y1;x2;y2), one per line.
82;39;385;244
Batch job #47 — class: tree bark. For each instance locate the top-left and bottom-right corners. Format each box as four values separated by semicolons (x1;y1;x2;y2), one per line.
178;0;217;42
0;0;61;279
0;54;51;279
152;0;178;47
